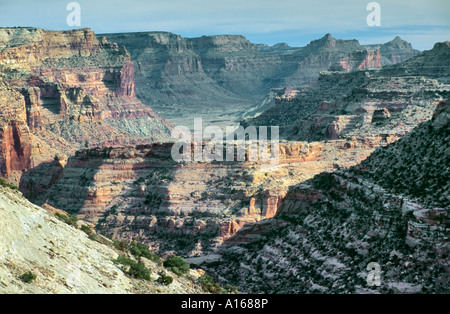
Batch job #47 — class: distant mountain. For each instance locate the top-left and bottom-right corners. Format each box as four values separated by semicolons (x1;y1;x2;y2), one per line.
243;41;450;140
256;42;301;55
99;32;419;126
365;36;421;65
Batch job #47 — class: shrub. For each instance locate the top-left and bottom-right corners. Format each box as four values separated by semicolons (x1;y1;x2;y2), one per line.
55;213;78;227
158;273;174;286
129;242;162;265
0;178;18;190
113;256;151;280
198;274;225;294
20;271;37;283
163;256;190;276
113;240;129;252
81;225;93;235
224;284;239;294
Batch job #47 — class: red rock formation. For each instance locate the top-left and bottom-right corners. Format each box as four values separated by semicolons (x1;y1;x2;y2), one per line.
0;27;172;181
0;120;32;178
332;49;382;72
18;135;379;255
358;49;382;69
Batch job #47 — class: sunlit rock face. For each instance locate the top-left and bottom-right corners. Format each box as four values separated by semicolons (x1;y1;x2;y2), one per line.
100;32;417;126
0;28;172;182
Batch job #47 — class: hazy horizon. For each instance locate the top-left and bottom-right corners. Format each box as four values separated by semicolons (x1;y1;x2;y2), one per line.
1;0;449;51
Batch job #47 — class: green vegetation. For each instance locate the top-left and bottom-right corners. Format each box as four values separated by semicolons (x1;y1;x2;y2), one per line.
163;255;190;276
113;256;151;280
19;271;37;283
113;239;129;252
198;274;223;293
0;178;18;190
55;213;78;227
144;192;162;206
157;273;174;285
81;225;93;235
129;242;162;265
352;117;449;208
197;274;238;294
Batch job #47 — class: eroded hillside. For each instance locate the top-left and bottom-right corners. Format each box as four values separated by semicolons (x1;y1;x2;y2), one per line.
0;27;172;184
0;184;208;294
203;100;449;294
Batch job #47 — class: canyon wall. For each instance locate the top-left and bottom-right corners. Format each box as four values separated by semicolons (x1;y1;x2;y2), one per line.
20;138;379;256
244;41;450;139
206;100;449;294
0;28;172;182
100;32;419;126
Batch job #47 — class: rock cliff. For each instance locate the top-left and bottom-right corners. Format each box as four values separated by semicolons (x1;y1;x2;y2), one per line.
19;138;378;256
204;100;449;294
0;185;206;294
0;28;172;182
100;32;418;127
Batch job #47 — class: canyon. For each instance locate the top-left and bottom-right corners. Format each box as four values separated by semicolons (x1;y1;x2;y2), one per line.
205;99;449;294
244;41;450;139
0;27;172;184
100;32;419;128
0;27;448;294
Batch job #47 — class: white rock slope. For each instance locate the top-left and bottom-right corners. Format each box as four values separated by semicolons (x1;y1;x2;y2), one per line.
0;186;135;293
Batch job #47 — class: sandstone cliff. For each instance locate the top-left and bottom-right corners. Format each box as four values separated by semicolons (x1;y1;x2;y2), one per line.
100;32;417;127
205;100;449;294
0;28;172;182
19;137;377;256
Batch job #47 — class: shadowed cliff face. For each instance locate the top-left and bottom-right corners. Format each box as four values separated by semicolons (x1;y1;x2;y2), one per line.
0;28;172;182
19;135;392;257
99;32;419;127
204;100;449;294
244;41;450;140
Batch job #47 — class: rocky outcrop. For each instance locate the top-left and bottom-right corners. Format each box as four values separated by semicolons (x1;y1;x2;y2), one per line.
371;108;391;123
0;185;208;294
245;41;450;140
206;101;449;294
0;27;172;181
0;120;32;178
330;49;381;72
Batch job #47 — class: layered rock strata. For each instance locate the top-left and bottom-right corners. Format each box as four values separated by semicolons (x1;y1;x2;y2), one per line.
205;99;449;294
0;28;172;182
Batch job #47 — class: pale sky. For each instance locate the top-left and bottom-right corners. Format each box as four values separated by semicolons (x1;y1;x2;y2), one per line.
0;0;449;50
